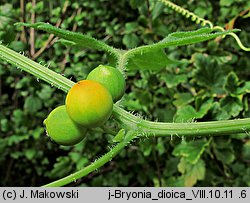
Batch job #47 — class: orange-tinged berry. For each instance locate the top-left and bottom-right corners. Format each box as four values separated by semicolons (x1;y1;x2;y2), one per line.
66;80;113;127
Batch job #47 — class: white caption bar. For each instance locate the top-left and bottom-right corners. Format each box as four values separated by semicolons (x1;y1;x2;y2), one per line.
0;187;249;202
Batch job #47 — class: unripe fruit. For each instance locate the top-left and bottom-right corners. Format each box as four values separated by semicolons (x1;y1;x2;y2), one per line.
87;65;126;102
66;80;113;127
44;105;87;146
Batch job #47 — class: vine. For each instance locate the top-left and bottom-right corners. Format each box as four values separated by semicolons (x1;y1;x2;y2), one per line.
159;0;250;51
0;21;248;186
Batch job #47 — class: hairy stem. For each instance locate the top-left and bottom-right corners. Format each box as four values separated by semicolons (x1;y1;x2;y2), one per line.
1;44;250;137
113;105;250;136
0;44;74;92
1;43;250;187
43;131;136;187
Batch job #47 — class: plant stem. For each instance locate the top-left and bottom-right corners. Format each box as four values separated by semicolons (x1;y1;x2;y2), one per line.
1;44;250;137
43;131;136;187
113;105;250;136
2;42;250;187
117;51;128;72
0;44;74;92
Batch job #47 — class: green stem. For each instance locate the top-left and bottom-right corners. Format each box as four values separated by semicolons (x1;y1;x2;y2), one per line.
1;43;250;187
0;44;74;92
116;50;128;72
113;105;250;136
1;44;250;137
43;130;136;187
227;33;250;52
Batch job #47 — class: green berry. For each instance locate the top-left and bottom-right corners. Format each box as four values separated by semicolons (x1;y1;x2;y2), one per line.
44;105;87;146
87;65;126;102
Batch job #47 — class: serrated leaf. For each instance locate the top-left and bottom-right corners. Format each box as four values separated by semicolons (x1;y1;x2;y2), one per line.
237;81;250;94
169;28;212;38
174;105;197;122
15;22;114;53
126;29;238;64
174;100;213;122
220;96;243;117
173;140;210;164
184;159;205;186
193;53;227;94
156;28;238;49
161;73;187;88
210;102;231;120
178;158;205;186
173;93;194;107
224;71;239;95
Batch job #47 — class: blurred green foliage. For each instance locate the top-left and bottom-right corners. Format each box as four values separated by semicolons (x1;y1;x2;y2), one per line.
0;0;250;186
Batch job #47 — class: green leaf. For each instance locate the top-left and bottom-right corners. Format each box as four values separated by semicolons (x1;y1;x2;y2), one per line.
174;99;213;122
214;147;235;164
156;138;165;155
220;96;243;117
124;22;138;34
24;95;42;113
173;140;211;164
122;33;140;48
193;53;227;94
213;138;235;164
126;28;238;59
224;71;239;95
46;157;72;179
209;102;231;120
178;158;206;186
152;2;164;20
140;139;152;157
237;81;250;94
157;28;238;49
9;41;27;52
173;93;194;107
57;39;77;47
242;140;250;161
161;74;187;88
12;109;24;126
174;105;197;122
126;49;180;70
113;129;125;143
15;22;117;55
1;119;8;132
24;149;36;160
220;0;234;6
169;28;212;38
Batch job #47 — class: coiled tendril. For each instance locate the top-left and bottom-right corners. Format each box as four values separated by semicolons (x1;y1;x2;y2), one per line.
159;0;250;52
